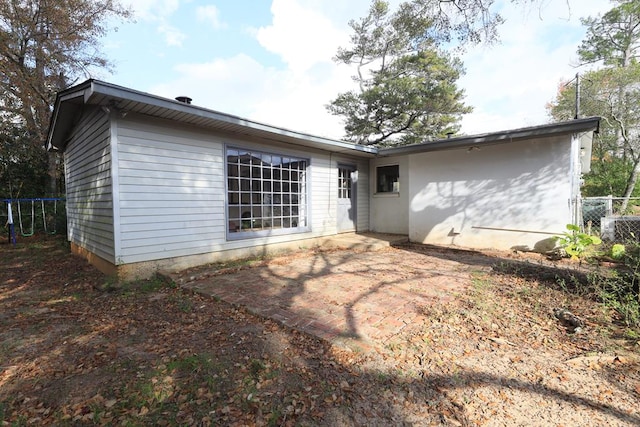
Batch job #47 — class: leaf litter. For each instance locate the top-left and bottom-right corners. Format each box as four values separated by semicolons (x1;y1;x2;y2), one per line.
1;236;639;426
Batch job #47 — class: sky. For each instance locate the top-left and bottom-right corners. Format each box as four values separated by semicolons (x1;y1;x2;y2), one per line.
99;0;613;140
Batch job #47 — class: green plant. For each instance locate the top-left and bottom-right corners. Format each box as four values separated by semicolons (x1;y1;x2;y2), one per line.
555;224;602;260
249;359;265;379
596;276;640;328
120;275;175;294
611;243;626;260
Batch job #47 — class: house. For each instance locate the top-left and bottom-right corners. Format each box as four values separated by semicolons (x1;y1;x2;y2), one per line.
47;80;599;279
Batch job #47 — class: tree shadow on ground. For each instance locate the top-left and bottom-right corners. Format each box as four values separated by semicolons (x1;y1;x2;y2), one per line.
4;237;639;425
395;242;595;287
183;242;639;424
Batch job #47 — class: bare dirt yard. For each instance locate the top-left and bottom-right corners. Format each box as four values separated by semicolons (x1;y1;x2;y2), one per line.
1;235;639;426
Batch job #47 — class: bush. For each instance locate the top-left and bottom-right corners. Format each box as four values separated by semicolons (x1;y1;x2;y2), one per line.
555;224;602;260
596;240;640;328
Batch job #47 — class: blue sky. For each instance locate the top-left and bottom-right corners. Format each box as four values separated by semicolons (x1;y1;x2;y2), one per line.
100;0;612;139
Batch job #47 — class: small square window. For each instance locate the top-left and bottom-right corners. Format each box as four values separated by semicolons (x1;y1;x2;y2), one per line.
376;165;399;193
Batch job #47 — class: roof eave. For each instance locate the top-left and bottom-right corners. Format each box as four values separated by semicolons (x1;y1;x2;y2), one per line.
46;81;95;151
377;117;601;156
48;79;377;157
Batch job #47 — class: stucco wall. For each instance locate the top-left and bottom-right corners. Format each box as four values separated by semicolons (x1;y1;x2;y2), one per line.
406;135;573;251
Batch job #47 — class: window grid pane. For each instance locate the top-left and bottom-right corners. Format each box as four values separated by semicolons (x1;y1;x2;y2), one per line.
227;147;308;233
338;168;353;199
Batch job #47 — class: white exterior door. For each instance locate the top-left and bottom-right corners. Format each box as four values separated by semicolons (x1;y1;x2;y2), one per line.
337;165;357;232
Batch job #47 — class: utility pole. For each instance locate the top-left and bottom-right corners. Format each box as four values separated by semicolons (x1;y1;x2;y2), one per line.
574;72;580;119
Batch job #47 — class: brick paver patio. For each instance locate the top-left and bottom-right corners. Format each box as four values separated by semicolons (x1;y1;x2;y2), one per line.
165;234;477;351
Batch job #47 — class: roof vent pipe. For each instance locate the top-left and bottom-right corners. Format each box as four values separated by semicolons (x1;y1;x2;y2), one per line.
446;132;454;139
175;96;192;104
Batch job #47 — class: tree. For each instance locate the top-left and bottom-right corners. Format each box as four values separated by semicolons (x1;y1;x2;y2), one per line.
578;0;640;67
328;0;472;146
0;0;130;197
0;121;47;198
388;0;551;47
549;0;640;212
328;0;556;146
548;65;640;209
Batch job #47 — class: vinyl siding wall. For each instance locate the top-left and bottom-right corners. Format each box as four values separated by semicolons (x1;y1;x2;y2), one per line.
356;157;371;231
64;107;114;262
114;115;369;265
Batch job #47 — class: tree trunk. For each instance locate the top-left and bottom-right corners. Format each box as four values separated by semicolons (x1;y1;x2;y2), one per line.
620;156;640;213
47;151;59;196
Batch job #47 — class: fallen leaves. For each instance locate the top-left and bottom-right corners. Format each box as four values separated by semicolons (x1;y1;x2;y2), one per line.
488;337;518;347
2;237;640;426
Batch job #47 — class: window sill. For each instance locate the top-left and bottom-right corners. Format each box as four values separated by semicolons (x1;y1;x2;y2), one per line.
373;192;400;198
227;226;311;241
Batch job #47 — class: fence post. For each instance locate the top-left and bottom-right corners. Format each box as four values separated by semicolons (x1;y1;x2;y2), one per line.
7;201;16;245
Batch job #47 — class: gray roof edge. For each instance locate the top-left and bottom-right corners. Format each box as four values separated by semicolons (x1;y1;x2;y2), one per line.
52;79;377;155
46;81;94;150
377;117;601;156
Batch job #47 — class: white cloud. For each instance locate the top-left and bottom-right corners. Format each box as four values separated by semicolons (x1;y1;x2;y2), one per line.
126;0;183;21
149;51;354;139
148;0;362;139
255;0;350;73
150;54;286;119
157;24;187;47
142;0;614;140
125;0;189;48
196;5;226;29
457;0;612;135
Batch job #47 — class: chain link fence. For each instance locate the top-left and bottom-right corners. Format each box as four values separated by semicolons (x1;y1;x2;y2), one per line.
580;196;640;242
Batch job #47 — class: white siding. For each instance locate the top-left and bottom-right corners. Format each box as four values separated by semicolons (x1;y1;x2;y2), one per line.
116;117;225;264
355;157;370;231
310;155;334;234
64;107;114;262
114;115;370;264
406;135;572;251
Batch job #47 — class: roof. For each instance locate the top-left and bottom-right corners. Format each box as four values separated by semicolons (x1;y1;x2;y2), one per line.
46;79;378;157
378;117;600;156
47;79;600;158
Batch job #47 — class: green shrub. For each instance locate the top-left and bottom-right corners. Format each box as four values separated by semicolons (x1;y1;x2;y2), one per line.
555;224;602;260
610;243;626;260
596;240;640;328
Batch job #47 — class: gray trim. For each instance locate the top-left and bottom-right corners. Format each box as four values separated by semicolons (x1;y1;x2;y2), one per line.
377;117;601;156
47;79;601;160
224;144;312;241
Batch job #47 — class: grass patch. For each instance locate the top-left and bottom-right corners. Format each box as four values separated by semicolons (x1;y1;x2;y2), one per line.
174;294;193;312
468;271;503;320
119;274;176;294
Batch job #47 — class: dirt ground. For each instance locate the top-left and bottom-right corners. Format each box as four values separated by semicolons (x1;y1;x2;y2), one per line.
1;235;639;426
